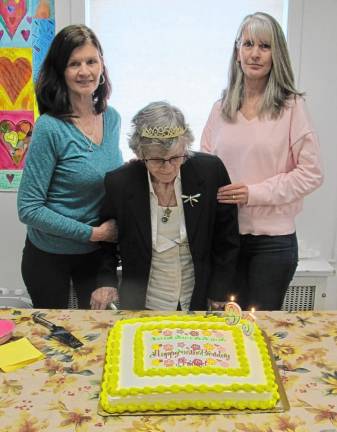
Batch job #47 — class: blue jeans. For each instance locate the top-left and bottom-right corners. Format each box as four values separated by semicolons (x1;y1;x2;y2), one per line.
236;233;298;310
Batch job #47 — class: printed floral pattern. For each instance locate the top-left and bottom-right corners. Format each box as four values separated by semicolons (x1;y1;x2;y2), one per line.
0;308;337;431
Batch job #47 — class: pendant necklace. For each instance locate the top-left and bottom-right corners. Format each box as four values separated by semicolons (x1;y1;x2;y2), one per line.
161;207;172;224
160;188;175;223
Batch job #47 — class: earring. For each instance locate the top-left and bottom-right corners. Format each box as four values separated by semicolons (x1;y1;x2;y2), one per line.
99;74;105;85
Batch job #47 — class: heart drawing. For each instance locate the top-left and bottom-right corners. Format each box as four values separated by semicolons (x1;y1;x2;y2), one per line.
0;0;27;39
0;57;32;104
0;118;33;166
21;29;30;41
6;174;15;184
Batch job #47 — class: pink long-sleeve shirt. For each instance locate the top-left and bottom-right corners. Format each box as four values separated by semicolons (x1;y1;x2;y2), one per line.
201;97;323;235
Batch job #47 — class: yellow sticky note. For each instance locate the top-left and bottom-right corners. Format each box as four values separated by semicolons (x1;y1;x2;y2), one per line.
0;337;44;372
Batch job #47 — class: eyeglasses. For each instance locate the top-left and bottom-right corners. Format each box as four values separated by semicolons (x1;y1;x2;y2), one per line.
143;155;187;168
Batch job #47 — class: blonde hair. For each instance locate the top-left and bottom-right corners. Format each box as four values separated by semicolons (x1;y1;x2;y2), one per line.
222;12;303;121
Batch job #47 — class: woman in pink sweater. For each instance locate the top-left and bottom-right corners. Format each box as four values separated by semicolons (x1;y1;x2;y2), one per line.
201;12;323;310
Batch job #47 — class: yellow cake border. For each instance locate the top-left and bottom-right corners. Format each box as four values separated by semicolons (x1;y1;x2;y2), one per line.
134;321;249;377
100;315;279;413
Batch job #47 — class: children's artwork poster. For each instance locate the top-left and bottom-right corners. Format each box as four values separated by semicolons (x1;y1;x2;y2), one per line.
31;17;55;82
0;110;33;189
0;0;55;47
0;47;34;111
0;0;55;191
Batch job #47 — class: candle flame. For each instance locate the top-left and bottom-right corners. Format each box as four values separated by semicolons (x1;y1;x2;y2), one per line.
251;307;255;313
230;295;235;302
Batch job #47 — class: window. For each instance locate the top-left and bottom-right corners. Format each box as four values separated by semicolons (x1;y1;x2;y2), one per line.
89;0;286;159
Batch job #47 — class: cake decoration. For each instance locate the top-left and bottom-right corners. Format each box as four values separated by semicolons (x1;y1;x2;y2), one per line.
224;296;242;326
100;313;279;414
242;309;256;337
134;321;249;377
223;297;255;337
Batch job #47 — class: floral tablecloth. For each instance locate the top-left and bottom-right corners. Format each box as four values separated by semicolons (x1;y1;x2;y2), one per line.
0;308;336;432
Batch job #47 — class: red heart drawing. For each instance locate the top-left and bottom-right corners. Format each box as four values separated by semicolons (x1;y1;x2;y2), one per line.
6;174;15;184
21;29;30;41
0;119;33;166
0;57;32;104
0;0;27;39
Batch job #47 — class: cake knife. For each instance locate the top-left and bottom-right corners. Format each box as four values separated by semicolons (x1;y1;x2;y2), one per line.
32;312;83;349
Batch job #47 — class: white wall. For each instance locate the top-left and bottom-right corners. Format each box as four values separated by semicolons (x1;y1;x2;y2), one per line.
55;0;88;30
0;193;25;291
90;0;285;161
288;0;337;260
1;0;336;305
287;0;337;305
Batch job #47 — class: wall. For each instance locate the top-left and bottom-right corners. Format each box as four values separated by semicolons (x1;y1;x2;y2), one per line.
287;0;337;305
55;0;88;31
1;0;336;305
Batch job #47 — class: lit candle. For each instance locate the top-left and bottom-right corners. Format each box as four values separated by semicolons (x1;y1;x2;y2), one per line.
224;296;242;325
242;309;256;336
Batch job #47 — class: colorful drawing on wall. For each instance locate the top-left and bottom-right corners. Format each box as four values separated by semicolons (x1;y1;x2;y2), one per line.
0;48;34;111
0;110;33;190
0;0;54;191
0;0;27;39
32;18;55;82
32;0;54;19
0;0;32;47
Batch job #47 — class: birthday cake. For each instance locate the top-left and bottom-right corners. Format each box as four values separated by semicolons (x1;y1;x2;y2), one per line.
100;314;279;413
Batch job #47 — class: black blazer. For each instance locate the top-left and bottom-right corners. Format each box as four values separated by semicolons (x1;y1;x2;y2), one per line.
97;152;239;310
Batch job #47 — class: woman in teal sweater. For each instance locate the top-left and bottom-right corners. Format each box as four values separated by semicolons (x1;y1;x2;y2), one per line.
17;25;123;308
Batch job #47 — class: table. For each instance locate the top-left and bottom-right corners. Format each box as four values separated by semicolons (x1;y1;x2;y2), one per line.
0;309;337;432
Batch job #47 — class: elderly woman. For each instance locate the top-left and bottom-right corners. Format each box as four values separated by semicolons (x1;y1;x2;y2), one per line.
90;101;239;311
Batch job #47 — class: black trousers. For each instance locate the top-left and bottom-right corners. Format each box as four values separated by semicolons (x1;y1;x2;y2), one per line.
236;233;298;311
21;237;103;309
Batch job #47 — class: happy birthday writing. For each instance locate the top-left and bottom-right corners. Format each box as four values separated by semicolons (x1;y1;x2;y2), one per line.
149;349;230;360
152;335;226;342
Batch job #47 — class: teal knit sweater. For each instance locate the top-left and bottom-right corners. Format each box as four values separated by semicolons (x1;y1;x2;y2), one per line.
17;107;123;254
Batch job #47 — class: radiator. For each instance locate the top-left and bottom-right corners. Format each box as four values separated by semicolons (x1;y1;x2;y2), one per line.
282;259;334;311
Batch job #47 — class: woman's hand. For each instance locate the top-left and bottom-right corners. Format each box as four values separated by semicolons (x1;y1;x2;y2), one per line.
90;287;119;310
90;219;118;242
217;183;249;205
207;298;226;311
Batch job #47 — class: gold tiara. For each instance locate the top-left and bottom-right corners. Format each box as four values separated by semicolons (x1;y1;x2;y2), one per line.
141;126;186;139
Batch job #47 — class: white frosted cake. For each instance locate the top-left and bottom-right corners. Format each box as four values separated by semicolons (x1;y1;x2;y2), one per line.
100;315;279;413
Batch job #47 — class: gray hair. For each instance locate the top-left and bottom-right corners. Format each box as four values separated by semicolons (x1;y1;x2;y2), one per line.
128;101;194;156
222;12;304;121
